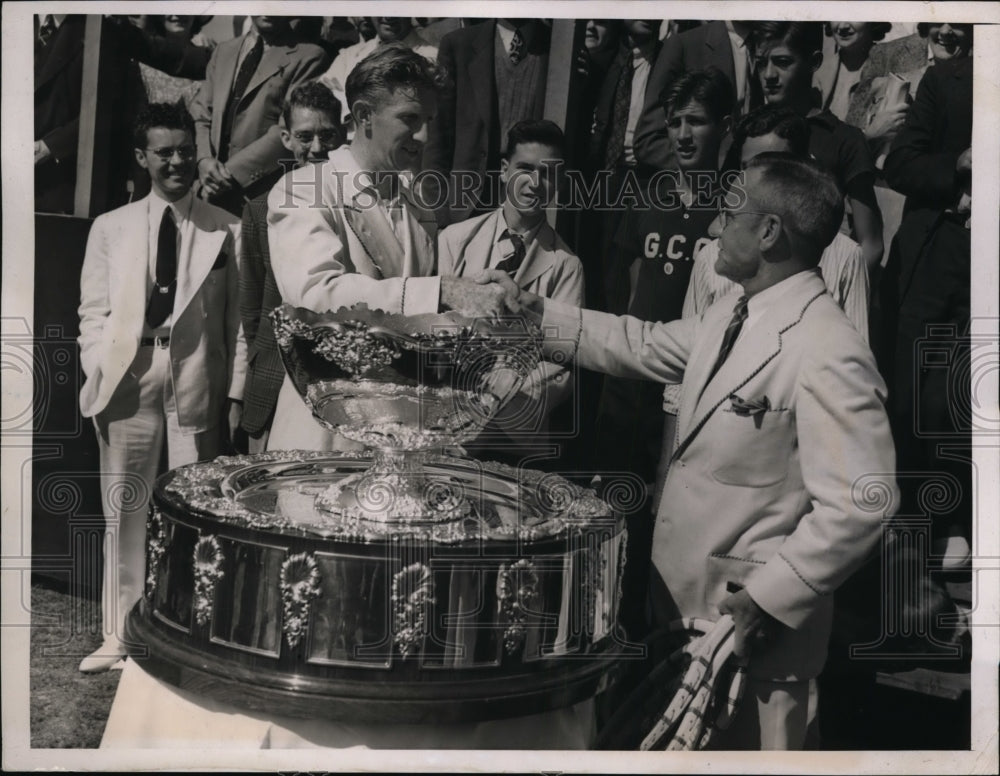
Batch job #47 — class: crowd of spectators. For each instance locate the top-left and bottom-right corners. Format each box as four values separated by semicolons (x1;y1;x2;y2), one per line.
40;16;975;734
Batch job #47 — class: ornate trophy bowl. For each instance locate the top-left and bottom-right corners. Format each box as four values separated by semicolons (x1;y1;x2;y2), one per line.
123;305;628;726
271;303;544;524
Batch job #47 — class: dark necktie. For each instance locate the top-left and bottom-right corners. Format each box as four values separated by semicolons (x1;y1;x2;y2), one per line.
495;230;526;277
37;15;56;47
219;35;264;162
146;208;177;328
604;56;634;169
706;296;748;383
509;27;525;65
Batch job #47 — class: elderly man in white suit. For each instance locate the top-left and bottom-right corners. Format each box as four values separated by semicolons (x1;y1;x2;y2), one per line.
508;154;898;749
266;44;517;451
77;103;245;672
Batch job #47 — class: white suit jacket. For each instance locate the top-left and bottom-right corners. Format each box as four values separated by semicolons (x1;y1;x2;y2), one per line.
543;269;897;680
267;146;440;315
265;146;441;451
78;195;245;433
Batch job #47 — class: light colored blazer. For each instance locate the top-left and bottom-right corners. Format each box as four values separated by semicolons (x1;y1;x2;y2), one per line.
78;196;245;434
265;146;441;451
438;208;585;449
437;209;585;305
191;35;328;190
543;269;897;681
267;146;440;314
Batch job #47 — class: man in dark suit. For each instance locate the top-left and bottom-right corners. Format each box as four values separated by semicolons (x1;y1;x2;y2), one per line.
632;20;758;171
239;81;343;453
425;19;550;227
881;53;973;563
191;15;328;214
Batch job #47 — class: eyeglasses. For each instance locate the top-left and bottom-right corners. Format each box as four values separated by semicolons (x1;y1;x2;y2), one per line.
291;130;342;145
145;146;197;161
717;208;777;229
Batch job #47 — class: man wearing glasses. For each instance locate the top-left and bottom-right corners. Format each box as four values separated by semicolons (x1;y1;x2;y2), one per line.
238;81;343;454
506;154;897;748
77;103;246;673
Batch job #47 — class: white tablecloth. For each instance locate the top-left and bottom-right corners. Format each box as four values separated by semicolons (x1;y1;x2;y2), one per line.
101;659;595;749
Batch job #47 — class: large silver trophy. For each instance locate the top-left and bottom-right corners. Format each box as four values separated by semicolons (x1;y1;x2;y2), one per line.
271;303;542;524
125;303;626;725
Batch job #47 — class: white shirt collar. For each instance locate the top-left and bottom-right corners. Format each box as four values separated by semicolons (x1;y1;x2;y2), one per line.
149;188;194;222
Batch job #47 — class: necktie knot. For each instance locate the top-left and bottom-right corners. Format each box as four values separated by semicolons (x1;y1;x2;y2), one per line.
509;27;525;65
38;15;56;46
495;229;527;276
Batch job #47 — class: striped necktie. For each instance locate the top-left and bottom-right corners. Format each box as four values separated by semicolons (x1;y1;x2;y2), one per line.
706;295;748;383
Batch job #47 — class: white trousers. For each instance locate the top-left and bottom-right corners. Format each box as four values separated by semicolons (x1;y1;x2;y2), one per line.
93;344;219;645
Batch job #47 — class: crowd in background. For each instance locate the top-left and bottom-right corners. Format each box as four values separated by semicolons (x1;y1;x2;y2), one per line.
38;15;974;694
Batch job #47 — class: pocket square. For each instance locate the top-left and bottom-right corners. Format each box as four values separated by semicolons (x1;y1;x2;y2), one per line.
729;393;770;428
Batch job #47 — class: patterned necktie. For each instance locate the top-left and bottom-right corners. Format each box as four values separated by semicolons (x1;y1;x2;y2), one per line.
495;230;526;276
604;56;634;169
706;296;748;383
509;27;525;65
146;208;178;328
37;15;56;47
219;35;264;162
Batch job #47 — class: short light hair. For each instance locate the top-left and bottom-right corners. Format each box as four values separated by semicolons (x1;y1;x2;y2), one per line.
744;153;844;264
344;43;445;112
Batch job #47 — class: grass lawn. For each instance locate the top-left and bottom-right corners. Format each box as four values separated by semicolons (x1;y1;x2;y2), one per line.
30;579;120;748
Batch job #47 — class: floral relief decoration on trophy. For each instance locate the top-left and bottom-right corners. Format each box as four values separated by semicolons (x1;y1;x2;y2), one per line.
280;552;322;648
391;562;436;659
192;534;225;626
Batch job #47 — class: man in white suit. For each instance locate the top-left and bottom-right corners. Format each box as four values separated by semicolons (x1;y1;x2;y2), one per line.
77;103;245;672
266;44;518;451
438;119;584;462
509;154;898;749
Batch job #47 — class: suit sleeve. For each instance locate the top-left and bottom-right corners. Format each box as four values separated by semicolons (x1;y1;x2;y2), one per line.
632;35;683;170
226;222;247;401
267;167;441;315
744;336;897;629
226;47;331;187
190;45;219;163
542;298;696;385
883;64;962;205
77;217;111;380
238;201;266;351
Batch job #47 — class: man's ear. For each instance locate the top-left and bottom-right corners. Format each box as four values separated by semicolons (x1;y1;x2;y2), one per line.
352;100;372;131
279;127;293;153
810;50;823;74
720;114;733;139
759;213;784;251
134;148;149;170
499;157;510;184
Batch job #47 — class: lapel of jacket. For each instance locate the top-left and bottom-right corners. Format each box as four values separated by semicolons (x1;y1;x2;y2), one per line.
35;17;84;88
211;37;242;148
330;149;407;279
241;43;293;106
115;199;153;341
516;220;557;289
173;197;228;321
468;23;497;128
672;272;827;461
456;211;498;276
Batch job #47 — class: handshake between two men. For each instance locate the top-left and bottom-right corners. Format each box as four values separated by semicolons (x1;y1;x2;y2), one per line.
438;270;537;320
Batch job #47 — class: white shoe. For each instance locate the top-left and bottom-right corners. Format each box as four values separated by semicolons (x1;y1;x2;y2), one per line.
79;643;126;673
